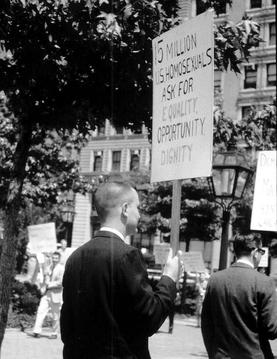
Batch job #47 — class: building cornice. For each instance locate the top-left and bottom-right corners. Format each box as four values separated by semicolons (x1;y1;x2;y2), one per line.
245;6;275;21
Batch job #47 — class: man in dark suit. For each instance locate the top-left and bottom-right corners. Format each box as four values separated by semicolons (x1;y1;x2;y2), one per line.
201;234;277;359
60;181;180;359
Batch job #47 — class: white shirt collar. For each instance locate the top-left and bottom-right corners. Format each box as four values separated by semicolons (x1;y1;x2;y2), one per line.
237;258;254;268
99;227;125;242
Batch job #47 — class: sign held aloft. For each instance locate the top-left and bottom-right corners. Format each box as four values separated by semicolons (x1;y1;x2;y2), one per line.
153;243;170;265
28;222;57;254
151;11;214;182
180;251;206;273
251;151;277;231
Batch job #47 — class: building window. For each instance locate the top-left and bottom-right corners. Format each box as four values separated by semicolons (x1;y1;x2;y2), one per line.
93;155;102;172
112;151;121;171
244;65;257;89
215;1;226;14
269;23;276;46
98;125;105;136
130;153;140;171
196;0;225;14
250;0;262;8
267;64;276;87
241;106;252;119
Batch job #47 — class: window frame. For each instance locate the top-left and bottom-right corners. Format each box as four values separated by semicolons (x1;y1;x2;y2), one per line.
93;155;103;172
266;63;276;87
112;150;121;171
249;0;262;9
244;65;258;89
130;153;140;171
241;106;252;119
269;22;276;46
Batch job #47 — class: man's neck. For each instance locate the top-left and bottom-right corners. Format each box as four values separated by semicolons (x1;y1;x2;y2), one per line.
237;256;254;268
101;221;126;237
100;226;125;242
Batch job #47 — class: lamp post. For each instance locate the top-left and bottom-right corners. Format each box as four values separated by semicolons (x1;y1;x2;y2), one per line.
208;150;253;270
61;201;75;247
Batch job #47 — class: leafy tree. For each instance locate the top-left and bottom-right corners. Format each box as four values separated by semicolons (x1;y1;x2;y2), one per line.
140;179;221;249
0;0;264;348
217;103;277;244
213;102;276;151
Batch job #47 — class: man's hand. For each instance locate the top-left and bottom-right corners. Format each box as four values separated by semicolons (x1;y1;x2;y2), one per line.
163;248;182;282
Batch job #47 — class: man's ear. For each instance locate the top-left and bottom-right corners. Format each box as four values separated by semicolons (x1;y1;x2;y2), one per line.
251;248;258;260
121;202;128;217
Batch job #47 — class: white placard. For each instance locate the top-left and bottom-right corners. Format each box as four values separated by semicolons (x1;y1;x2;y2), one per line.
151;11;214;182
251;151;277;231
180;251;206;273
27;222;57;254
153;243;170;265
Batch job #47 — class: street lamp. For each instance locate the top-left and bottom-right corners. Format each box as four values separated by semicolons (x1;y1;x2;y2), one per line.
61;201;75;247
208;150;253;270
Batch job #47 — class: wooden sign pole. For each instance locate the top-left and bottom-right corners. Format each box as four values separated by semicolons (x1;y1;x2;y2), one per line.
170;179;182;255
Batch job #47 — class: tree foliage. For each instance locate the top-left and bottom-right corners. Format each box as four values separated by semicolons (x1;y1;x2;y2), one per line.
0;0;263;132
0;93;91;209
213;102;276;151
139;178;221;242
0;0;179;132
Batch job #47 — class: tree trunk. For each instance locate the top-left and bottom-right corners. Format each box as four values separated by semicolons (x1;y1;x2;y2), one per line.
0;123;32;350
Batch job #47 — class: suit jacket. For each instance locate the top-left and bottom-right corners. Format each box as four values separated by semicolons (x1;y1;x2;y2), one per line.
60;231;177;359
201;262;277;359
46;263;64;304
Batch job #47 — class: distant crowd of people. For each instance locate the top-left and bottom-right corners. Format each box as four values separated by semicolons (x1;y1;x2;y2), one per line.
18;181;277;358
17;239;73;338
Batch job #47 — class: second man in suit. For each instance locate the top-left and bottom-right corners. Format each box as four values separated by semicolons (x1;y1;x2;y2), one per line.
201;234;277;359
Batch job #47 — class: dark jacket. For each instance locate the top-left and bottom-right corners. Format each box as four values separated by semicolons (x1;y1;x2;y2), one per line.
201;262;277;359
60;231;176;359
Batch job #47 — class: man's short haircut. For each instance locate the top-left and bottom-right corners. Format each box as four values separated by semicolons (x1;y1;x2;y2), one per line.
52;251;61;258
94;181;135;221
233;234;261;257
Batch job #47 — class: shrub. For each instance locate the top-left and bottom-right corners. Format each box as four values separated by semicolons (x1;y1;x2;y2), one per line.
7;311;36;329
10;280;41;315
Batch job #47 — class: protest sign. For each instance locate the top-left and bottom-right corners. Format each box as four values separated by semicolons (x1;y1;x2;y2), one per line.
251;151;277;231
153;243;170;265
28;222;57;254
151;11;214;182
181;251;206;273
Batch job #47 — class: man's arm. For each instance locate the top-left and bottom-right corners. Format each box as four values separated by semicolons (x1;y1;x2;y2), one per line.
259;278;277;340
47;265;64;290
60;262;74;345
118;247;177;336
201;282;215;358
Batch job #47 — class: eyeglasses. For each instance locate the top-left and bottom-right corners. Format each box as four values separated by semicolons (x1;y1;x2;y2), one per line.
256;248;265;255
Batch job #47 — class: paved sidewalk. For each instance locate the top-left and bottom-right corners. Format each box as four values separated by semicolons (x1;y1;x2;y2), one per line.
1;316;276;359
1;317;205;359
150;317;208;359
